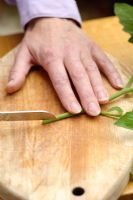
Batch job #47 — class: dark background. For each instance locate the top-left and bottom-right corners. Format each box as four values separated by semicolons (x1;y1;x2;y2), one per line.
77;0;133;20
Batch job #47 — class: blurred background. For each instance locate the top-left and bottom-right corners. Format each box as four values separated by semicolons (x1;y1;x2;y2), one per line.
77;0;133;20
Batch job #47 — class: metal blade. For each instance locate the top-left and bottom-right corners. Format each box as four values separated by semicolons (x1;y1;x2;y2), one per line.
0;110;56;121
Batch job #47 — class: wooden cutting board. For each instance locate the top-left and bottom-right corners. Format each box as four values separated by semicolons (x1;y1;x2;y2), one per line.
0;17;133;200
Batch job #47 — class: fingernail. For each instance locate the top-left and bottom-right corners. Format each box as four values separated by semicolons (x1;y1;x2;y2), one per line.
70;102;82;113
116;79;123;88
87;102;100;116
97;91;109;101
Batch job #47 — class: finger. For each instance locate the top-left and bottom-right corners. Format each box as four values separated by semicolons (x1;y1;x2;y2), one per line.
45;60;82;114
6;44;32;94
65;56;101;116
81;53;109;104
92;45;123;89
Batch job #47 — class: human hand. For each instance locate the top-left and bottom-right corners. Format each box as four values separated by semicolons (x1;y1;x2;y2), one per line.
6;18;123;116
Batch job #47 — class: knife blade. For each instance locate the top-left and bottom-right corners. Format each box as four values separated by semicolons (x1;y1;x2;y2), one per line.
0;110;56;121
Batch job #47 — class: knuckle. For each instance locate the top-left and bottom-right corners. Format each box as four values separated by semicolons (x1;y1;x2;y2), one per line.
102;61;116;74
91;79;101;88
82;54;97;72
10;69;17;74
43;48;59;66
99;55;113;69
9;69;18;76
93;85;104;92
81;90;96;102
84;93;94;100
67;58;80;66
71;68;85;81
99;58;108;67
86;62;97;72
54;76;68;89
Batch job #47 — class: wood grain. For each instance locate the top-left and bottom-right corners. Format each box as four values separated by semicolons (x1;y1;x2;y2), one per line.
0;17;133;200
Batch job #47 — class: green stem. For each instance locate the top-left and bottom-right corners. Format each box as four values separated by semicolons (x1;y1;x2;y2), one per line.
43;82;133;125
125;75;133;88
42;110;121;125
109;87;133;101
100;111;121;119
42;111;83;124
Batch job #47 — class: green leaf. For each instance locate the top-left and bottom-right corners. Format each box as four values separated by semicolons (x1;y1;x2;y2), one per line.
107;106;124;116
114;3;133;43
129;36;133;43
115;111;133;130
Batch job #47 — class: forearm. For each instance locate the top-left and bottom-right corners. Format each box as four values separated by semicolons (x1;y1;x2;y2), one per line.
5;0;81;27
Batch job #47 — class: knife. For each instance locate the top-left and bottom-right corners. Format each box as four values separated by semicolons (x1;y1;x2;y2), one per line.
0;110;56;121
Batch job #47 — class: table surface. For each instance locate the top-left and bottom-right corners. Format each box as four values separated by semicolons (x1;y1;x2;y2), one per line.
0;16;133;199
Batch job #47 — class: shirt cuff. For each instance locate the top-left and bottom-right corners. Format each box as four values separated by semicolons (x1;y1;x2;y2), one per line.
6;0;82;27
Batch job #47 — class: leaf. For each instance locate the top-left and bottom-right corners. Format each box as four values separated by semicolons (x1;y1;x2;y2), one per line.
107;106;124;116
114;3;133;43
115;111;133;130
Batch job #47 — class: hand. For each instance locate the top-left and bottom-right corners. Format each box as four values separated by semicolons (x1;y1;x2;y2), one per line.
6;18;123;116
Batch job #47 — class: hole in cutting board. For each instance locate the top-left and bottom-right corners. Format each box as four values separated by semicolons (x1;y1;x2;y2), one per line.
72;187;85;196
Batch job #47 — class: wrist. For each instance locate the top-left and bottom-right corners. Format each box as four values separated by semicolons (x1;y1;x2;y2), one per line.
26;17;79;31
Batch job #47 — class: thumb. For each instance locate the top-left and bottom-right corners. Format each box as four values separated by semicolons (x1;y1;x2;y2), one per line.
6;44;32;94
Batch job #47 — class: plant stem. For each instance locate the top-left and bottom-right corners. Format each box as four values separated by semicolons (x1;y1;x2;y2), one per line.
42;111;83;124
43;82;133;125
100;111;121;119
109;87;133;101
125;76;133;88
